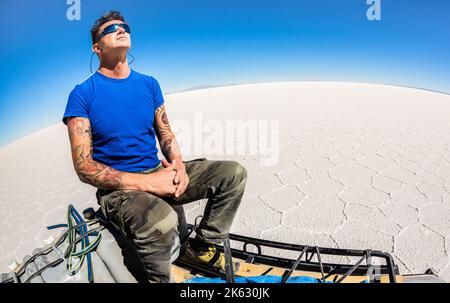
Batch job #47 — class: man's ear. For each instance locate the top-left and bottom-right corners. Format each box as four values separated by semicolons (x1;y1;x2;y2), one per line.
92;43;102;54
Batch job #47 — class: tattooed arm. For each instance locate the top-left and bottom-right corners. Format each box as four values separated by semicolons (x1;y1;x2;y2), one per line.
154;105;183;165
67;116;133;189
154;105;189;198
66;116;177;196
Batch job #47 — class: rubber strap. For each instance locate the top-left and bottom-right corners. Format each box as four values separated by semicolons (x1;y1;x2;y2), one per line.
223;238;235;283
207;250;221;266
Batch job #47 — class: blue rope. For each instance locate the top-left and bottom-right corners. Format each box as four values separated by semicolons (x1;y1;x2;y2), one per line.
69;205;94;283
48;205;98;282
47;224;68;230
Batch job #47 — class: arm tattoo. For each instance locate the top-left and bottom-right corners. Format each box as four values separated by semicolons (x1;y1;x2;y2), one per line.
68;117;123;189
155;105;181;161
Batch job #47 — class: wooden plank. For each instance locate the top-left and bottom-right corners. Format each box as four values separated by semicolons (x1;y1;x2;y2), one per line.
171;265;195;283
172;259;404;283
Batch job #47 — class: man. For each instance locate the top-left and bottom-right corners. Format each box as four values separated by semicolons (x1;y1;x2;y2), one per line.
62;11;247;283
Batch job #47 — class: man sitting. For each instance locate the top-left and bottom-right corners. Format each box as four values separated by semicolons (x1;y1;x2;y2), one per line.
63;11;247;283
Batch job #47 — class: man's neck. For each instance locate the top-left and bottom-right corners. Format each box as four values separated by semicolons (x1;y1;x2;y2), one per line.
98;52;130;79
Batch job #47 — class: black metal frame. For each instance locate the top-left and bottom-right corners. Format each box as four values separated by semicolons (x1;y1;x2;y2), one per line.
175;223;399;283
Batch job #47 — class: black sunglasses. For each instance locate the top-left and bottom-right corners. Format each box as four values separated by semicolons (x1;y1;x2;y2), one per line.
96;23;131;43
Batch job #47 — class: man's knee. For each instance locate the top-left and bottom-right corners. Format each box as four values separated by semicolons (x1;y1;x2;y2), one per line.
220;161;248;188
122;192;179;241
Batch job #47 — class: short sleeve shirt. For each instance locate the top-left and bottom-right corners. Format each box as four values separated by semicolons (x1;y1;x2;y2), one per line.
62;70;164;172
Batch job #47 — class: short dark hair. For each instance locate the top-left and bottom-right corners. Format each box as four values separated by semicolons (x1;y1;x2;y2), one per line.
90;10;125;44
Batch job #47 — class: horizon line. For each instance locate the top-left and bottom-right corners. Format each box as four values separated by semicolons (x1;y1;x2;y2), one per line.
172;79;450;97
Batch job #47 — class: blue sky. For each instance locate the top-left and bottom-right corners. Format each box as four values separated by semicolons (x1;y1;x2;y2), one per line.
0;0;449;147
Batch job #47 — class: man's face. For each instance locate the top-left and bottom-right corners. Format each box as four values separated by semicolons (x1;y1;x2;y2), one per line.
94;19;131;53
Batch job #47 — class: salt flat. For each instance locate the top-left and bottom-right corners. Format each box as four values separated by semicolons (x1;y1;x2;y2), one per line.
1;81;449;281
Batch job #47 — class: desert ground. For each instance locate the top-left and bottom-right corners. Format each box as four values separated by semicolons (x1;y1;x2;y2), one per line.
1;81;449;281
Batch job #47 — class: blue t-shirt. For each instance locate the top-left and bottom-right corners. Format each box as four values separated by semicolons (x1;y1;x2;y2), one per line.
62;70;164;172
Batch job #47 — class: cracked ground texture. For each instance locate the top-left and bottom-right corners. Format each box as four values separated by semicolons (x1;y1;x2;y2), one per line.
1;82;449;281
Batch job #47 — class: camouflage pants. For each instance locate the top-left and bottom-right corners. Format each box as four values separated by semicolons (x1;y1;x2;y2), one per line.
96;158;247;283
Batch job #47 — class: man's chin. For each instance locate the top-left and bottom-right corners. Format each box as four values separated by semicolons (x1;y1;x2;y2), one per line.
112;40;131;49
111;45;131;54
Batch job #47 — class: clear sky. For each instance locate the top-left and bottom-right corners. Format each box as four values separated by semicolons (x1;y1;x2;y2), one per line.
0;0;449;147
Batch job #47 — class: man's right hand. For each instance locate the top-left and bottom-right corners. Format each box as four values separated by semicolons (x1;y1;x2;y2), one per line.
139;160;178;197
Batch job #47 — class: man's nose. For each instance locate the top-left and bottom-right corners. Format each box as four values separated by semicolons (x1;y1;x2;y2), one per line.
117;26;126;34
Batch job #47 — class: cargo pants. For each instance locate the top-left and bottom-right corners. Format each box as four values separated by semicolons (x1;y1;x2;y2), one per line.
96;158;247;283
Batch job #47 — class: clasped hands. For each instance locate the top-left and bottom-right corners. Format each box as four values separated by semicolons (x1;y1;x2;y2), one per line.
158;159;189;199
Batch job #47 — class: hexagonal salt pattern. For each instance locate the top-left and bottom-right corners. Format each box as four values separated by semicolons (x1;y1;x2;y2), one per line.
1;82;450;282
